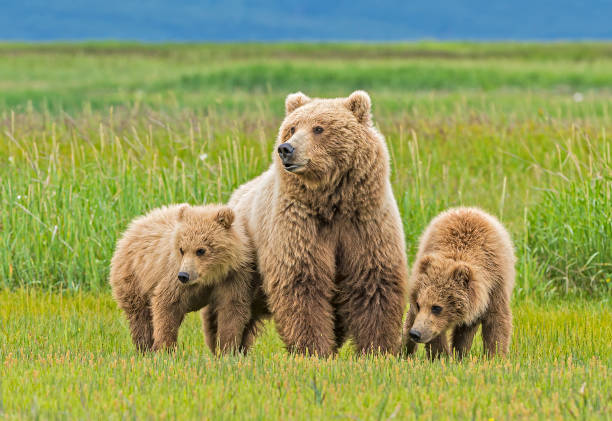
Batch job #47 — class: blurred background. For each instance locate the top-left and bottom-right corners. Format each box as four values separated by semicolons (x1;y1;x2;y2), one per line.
2;0;612;41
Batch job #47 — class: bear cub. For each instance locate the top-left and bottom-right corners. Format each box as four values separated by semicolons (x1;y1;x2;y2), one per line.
110;203;256;353
403;207;515;358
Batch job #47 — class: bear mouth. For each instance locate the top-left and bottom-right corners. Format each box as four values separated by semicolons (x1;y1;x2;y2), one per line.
283;162;306;173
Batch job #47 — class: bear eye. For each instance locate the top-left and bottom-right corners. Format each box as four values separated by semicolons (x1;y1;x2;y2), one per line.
196;248;206;257
290;127;295;135
431;305;443;315
313;126;324;134
179;248;184;256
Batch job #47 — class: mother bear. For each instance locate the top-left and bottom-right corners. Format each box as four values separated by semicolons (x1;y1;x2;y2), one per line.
230;91;407;356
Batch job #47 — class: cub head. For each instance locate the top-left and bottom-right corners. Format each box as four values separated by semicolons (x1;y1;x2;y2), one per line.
407;255;480;344
276;90;374;187
173;204;241;285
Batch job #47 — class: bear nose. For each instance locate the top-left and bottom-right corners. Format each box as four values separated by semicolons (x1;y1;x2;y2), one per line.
177;272;190;283
409;329;422;342
277;143;295;162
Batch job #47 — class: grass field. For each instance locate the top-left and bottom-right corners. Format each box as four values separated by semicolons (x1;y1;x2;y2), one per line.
0;43;611;419
1;290;610;419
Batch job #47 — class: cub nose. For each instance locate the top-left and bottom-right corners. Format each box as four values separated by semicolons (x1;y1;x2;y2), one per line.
177;272;190;283
409;329;422;342
277;143;295;162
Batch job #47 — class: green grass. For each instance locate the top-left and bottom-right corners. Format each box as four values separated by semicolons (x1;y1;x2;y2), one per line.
0;290;610;420
1;43;611;419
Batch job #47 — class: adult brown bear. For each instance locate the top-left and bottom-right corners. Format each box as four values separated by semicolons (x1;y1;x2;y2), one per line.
230;91;407;356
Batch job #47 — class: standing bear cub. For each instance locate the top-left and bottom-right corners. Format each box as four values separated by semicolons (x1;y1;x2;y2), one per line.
402;207;515;359
110;204;259;353
230;91;407;356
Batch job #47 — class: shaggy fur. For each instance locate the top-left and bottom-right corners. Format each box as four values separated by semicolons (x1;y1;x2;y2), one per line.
110;204;262;353
402;207;516;358
230;91;408;356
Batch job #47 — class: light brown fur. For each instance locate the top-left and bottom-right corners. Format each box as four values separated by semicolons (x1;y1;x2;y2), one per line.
110;203;263;353
229;91;407;356
402;207;516;358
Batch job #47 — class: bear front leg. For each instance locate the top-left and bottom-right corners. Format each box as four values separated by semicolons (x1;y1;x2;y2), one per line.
342;262;406;355
402;307;418;355
451;322;480;359
269;282;336;357
426;333;449;359
150;290;186;351
264;255;336;356
215;303;251;354
201;305;218;353
337;218;407;355
210;275;253;354
481;298;512;357
261;214;337;357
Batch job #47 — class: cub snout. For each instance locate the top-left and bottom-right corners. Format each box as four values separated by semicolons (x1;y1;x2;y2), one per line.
409;329;422;342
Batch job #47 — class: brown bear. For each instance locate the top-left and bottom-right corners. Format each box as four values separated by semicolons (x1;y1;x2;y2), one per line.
228;91;408;356
109;203;264;353
402;207;515;359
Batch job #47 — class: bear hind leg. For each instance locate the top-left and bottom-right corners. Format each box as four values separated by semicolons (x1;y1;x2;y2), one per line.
481;299;512;357
126;302;154;352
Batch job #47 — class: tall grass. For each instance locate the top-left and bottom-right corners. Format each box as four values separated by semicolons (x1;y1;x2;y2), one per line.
526;137;611;294
1;43;611;295
1;104;610;295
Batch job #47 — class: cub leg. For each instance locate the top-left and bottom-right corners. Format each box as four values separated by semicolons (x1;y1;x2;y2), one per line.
201;305;218;353
426;333;449;360
402;307;418;355
481;299;512;357
150;286;186;351
451;322;479;359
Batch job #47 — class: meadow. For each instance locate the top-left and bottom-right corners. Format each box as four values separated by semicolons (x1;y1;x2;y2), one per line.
0;43;611;419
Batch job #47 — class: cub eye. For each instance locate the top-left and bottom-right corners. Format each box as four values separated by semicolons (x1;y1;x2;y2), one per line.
431;305;443;315
179;248;184;256
313;126;324;134
415;302;420;311
290;127;295;135
196;248;206;257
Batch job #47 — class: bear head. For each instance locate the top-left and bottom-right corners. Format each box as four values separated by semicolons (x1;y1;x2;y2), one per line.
407;254;489;344
275;90;377;188
172;204;242;285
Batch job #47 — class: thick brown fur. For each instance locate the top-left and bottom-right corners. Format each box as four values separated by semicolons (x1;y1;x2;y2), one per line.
230;91;408;356
110;203;265;354
402;207;516;359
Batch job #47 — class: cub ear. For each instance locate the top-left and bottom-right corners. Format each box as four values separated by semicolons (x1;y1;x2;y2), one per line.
215;207;235;229
285;92;311;115
418;255;433;274
345;90;371;124
177;204;190;222
451;263;473;285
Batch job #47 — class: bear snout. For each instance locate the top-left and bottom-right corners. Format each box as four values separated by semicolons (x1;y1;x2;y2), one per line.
278;143;295;163
409;329;422;342
177;271;190;283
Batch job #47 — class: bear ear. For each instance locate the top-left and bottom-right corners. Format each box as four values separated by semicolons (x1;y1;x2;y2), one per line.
451;263;473;286
177;204;189;222
418;255;433;274
215;207;235;229
345;90;371;124
285;92;311;115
